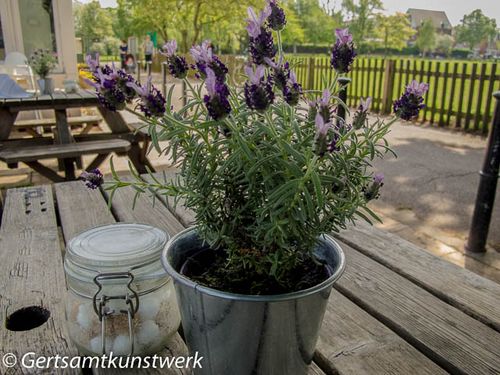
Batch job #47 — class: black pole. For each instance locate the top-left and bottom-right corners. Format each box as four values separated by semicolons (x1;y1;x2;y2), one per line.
465;91;500;253
337;77;351;128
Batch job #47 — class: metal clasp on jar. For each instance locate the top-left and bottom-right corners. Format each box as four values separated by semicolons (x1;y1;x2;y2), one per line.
92;272;140;355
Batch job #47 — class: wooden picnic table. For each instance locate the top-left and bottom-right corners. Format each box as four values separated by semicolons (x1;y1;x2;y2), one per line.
0;172;499;374
0;90;153;181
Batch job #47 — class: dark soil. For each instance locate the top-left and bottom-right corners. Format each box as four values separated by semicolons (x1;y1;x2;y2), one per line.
180;249;331;295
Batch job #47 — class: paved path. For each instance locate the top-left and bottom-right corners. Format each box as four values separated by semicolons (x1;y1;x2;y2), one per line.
367;119;499;281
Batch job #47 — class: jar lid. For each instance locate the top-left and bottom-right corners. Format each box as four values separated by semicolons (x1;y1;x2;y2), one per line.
65;223;168;282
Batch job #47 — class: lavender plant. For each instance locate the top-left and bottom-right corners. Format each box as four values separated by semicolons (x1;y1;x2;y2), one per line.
84;2;428;293
29;49;58;78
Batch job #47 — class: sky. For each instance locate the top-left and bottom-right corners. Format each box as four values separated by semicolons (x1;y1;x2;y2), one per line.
82;0;499;26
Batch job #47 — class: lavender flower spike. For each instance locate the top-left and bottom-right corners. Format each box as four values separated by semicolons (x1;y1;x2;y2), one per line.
318;89;332;123
364;173;385;200
203;68;231;121
127;76;166;118
406;80;430;97
246;7;271;38
86;53;100;72
331;28;356;74
190;40;228;82
163;40;177;57
353;97;371;129
161;40;189;79
266;0;286;31
336;28;353;44
283;71;302;106
247;6;276;64
244;65;274;111
80;168;103;190
393;80;429;120
314;113;331;156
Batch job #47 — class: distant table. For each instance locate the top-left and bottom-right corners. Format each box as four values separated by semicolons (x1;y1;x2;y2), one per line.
0;90;153;180
0;172;499;374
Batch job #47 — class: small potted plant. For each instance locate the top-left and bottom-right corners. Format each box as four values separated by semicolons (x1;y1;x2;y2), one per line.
29;48;58;95
83;1;428;373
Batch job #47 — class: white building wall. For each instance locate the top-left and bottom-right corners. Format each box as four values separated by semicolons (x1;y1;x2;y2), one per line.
0;0;78;84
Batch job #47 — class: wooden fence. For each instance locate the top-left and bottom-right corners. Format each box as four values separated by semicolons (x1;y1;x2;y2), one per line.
288;56;500;135
141;55;499;134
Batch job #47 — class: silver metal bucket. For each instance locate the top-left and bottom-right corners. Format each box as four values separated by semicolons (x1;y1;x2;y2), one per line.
162;227;346;375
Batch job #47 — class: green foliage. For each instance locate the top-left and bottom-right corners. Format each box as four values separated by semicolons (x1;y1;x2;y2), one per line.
342;0;383;49
374;13;415;54
118;0;263;53
108;63;394;288
29;49;58;78
73;0;113;53
455;9;497;50
415;19;436;56
293;0;341;45
435;34;454;56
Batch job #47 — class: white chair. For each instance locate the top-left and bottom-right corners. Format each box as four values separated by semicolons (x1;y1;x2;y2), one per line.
2;52;37;91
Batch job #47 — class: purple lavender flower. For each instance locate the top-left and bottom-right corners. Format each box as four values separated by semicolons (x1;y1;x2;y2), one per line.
331;28;356;74
80;168;103;190
352;97;371;129
314;113;331;156
85;59;137;111
266;0;286;31
363;173;384;200
127;77;166;117
244;65;275;111
86;53;100;72
264;56;290;90
393;80;429;120
161;40;189;79
318;89;332;123
247;7;276;65
203;68;231;121
283;71;302;106
190;40;228;82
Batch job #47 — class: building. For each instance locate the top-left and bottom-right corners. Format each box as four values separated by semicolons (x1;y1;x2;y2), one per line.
0;0;78;84
407;8;453;35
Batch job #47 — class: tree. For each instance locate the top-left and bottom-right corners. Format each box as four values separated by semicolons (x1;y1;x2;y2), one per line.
374;13;415;55
341;0;383;48
118;0;263;53
455;9;497;51
415;19;436;57
294;0;340;46
73;0;113;53
435;34;454;56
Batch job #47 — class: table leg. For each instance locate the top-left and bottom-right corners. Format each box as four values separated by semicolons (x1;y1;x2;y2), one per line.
128;143;148;174
0;109;18;141
55;109;76;180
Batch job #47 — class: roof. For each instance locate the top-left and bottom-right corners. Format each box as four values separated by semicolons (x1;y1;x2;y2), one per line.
407;8;452;29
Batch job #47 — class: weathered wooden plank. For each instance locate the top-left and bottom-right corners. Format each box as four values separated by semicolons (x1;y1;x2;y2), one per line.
0;186;80;374
104;177;185;238
315;290;447;375
0;139;131;164
55;180;115;242
93;333;190;375
336;220;500;332
142;171;196;227
473;63;487;131
308;363;326;375
335;241;500;375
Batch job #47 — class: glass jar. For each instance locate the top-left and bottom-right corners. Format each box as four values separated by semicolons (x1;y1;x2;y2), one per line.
64;223;181;356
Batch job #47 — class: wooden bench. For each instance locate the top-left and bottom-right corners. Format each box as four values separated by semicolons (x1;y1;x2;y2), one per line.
0;139;131;182
14;115;102;137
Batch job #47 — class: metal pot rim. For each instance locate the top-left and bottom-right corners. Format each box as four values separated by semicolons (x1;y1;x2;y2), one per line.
161;227;346;302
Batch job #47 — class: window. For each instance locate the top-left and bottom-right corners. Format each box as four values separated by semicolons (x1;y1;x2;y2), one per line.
18;0;57;58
